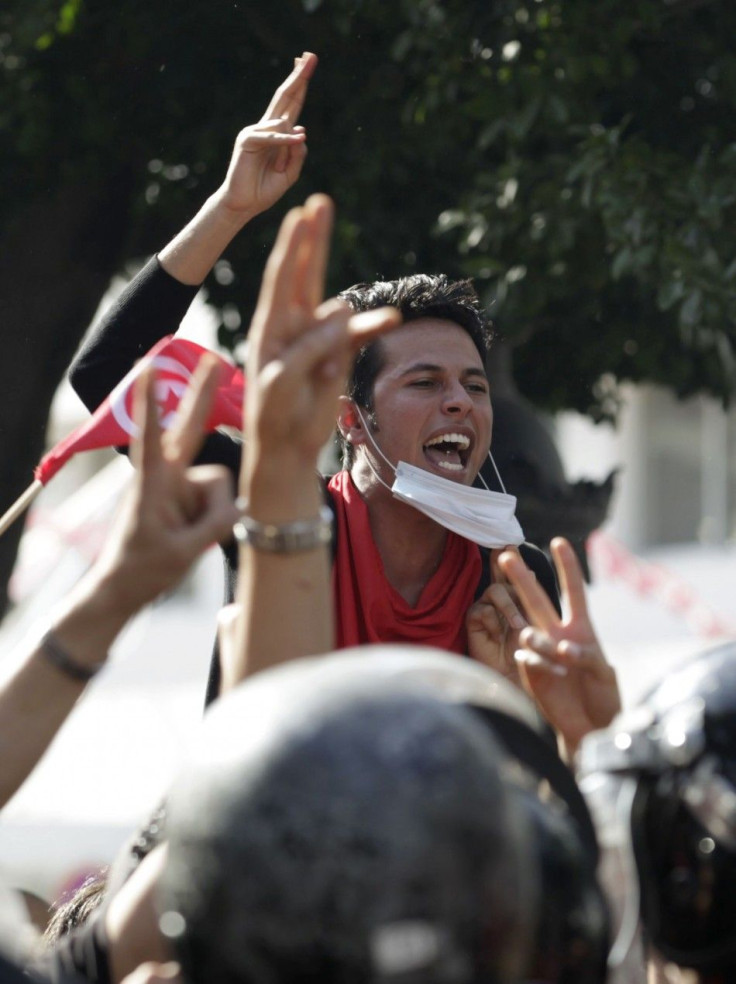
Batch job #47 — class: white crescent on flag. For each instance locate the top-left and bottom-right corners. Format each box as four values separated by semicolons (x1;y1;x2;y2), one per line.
33;336;243;489
109;355;194;437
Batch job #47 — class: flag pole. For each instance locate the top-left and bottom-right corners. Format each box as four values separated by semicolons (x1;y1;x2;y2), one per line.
0;480;43;538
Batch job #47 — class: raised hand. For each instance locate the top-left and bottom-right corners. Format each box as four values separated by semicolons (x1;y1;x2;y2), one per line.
94;358;238;613
498;537;621;760
218;52;318;219
466;550;528;685
241;193;400;519
158;53;318;287
0;361;239;810
227;194;399;686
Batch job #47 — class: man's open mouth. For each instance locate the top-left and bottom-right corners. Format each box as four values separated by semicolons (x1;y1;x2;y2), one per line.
423;432;471;473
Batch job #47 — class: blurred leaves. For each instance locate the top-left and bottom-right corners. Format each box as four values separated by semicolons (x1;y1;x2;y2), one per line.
2;0;735;419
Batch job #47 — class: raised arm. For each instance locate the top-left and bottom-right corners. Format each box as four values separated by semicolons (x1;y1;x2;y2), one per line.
158;51;317;285
497;537;621;762
69;53;317;417
220;194;400;687
0;361;237;809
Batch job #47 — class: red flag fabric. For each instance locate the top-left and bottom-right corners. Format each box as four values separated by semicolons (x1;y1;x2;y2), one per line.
35;337;244;485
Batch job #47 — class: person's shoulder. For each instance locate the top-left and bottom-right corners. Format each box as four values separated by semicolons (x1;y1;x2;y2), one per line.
518;540;548;569
518;541;561;614
476;541;560;612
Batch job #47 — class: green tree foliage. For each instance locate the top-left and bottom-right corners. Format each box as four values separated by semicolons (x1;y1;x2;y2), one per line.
4;0;735;413
0;0;734;607
420;0;736;420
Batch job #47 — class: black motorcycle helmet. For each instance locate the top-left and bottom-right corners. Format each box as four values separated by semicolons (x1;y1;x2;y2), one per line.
160;648;541;984
465;704;609;984
579;641;736;975
518;789;610;984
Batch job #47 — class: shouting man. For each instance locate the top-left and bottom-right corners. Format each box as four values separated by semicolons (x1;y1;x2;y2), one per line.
69;52;558;701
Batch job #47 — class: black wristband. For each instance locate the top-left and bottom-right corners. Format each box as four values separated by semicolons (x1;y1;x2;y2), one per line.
40;632;104;682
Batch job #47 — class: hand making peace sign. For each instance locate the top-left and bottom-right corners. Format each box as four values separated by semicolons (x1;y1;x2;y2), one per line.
218;52;318;219
498;537;622;761
99;358;238;612
241;194;400;521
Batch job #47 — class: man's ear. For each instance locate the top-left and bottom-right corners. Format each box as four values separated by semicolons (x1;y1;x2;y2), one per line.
336;396;367;447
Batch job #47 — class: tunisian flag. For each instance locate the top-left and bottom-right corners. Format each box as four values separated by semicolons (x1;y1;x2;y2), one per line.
0;337;244;535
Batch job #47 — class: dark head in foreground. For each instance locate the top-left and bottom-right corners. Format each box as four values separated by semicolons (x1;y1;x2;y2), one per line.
160;650;536;984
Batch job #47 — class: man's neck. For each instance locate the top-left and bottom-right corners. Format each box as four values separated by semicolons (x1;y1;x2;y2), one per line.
350;465;448;607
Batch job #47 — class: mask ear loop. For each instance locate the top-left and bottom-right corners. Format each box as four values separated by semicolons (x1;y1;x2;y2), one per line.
480;452;507;494
352;404;396;494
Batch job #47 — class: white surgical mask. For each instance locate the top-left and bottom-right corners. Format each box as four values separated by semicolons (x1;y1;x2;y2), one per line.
353;407;525;549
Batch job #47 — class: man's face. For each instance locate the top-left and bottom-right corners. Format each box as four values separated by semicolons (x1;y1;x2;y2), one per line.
363;318;492;485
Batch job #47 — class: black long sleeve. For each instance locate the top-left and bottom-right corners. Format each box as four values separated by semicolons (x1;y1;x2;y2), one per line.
68;256;243;475
69;257;199;412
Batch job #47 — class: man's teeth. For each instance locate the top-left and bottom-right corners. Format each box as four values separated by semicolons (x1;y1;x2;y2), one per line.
424;433;469;472
424;433;470;450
